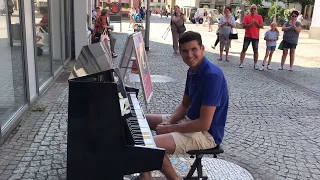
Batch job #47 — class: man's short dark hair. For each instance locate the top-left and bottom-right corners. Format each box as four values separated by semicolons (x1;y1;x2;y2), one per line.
179;31;202;47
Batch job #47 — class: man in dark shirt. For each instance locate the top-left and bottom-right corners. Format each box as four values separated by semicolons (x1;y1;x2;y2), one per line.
133;31;229;180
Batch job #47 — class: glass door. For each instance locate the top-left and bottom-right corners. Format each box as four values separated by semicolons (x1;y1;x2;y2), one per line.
0;0;27;129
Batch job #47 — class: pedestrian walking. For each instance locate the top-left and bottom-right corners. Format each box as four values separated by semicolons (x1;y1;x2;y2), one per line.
279;10;302;71
171;5;186;53
208;11;214;32
260;22;279;71
129;7;136;28
203;9;208;26
239;4;264;69
211;27;220;49
218;7;235;62
194;10;199;25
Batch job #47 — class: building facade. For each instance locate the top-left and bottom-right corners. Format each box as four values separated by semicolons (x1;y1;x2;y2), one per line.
309;0;319;40
0;0;73;142
141;0;167;11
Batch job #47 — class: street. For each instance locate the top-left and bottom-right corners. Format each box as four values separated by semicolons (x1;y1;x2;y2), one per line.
0;14;319;180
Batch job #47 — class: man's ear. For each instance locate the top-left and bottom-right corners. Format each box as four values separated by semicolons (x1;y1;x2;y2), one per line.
201;45;205;51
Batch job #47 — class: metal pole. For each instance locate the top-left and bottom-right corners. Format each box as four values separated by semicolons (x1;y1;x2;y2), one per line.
145;0;150;51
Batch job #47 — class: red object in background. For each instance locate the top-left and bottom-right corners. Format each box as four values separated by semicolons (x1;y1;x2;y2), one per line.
131;59;139;74
110;2;121;14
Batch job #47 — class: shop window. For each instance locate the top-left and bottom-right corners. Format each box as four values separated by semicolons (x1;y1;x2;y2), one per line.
34;0;52;87
0;0;27;129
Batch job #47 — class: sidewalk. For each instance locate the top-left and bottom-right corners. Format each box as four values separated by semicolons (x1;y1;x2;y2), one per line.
0;17;320;180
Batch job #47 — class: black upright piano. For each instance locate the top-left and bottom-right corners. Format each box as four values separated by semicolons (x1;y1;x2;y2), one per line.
67;42;165;179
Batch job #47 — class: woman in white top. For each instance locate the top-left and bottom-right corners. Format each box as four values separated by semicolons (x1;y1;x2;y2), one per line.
129;7;136;28
218;7;236;61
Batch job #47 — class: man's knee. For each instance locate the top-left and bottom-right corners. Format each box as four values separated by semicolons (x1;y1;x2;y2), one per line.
241;47;247;53
154;134;176;154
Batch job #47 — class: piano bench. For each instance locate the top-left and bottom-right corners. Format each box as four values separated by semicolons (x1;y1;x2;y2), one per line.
183;145;224;180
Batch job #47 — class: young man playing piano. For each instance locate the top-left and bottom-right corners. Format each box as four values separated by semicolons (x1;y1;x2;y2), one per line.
134;31;229;180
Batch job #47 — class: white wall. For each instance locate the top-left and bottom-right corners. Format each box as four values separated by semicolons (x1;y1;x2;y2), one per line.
311;0;320;27
74;0;87;59
24;0;37;102
175;0;196;7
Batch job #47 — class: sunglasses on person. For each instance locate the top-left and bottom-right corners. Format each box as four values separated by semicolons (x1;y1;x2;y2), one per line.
251;8;256;10
291;15;297;17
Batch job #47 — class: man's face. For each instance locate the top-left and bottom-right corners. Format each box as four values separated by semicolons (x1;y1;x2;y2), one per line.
250;6;257;15
179;40;205;69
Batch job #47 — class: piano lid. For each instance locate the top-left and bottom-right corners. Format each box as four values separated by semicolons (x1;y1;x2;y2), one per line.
69;41;114;80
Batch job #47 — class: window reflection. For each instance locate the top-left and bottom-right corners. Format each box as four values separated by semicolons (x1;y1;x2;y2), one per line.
0;0;26;128
34;0;51;87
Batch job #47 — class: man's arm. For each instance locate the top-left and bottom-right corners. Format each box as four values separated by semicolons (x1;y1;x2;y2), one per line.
243;23;253;28
242;16;253;28
169;105;216;133
159;74;223;134
253;16;263;28
166;93;190;124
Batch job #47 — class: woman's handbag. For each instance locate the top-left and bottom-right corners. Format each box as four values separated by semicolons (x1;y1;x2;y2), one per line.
177;24;186;33
229;28;238;40
229;32;238;39
278;40;284;50
100;29;110;47
172;20;186;34
36;26;49;46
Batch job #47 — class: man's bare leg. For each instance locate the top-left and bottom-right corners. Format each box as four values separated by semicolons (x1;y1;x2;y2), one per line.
253;50;259;65
139;134;181;180
145;114;163;130
240;49;246;64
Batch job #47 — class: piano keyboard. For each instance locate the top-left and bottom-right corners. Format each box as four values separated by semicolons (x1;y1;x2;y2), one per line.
128;93;156;148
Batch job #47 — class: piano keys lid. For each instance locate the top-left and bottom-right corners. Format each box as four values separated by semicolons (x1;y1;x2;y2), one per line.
69;41;114;80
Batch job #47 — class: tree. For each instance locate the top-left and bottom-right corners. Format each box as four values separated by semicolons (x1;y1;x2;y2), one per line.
292;0;315;15
269;0;315;9
243;0;263;6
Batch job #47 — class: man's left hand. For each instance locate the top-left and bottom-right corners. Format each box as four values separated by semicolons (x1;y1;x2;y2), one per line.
156;124;170;134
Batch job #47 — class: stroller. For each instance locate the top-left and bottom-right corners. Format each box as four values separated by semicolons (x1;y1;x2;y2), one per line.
132;13;144;29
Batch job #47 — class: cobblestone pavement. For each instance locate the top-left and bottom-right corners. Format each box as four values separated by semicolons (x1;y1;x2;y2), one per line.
0;15;320;180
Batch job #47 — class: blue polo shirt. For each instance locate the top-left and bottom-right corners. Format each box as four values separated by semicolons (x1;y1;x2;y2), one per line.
185;57;229;145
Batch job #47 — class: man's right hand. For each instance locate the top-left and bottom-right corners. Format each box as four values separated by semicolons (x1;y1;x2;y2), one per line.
159;121;170;126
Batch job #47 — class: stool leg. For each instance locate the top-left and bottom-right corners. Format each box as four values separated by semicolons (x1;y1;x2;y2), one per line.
185;156;200;178
196;154;203;178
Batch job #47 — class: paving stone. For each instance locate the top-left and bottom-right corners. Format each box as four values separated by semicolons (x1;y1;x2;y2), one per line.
22;172;36;179
1;17;320;180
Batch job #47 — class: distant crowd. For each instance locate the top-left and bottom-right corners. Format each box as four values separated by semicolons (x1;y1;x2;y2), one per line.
170;4;302;71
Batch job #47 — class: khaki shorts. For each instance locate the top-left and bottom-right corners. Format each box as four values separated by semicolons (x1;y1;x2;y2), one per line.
162;114;216;154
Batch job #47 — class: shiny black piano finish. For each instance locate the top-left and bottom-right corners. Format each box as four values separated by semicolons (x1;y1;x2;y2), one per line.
67;72;164;180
